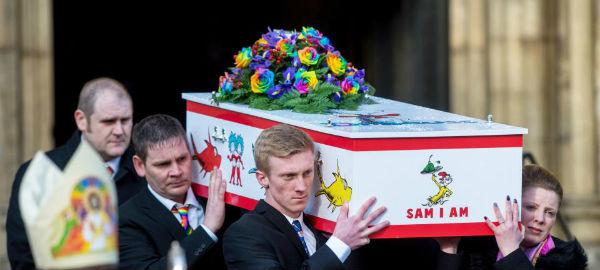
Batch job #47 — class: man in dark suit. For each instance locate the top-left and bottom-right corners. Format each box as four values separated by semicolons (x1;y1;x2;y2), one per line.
119;114;236;269
223;124;390;270
6;78;145;270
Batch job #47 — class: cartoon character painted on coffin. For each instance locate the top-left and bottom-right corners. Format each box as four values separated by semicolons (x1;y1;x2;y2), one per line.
211;126;227;143
420;155;454;207
227;132;245;187
315;152;352;212
191;132;222;177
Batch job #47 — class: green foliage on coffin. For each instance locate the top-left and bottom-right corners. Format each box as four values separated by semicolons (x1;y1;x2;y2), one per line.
217;83;375;114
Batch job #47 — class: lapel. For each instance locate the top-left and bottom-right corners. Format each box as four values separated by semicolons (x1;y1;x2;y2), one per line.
113;146;135;182
53;131;83;169
58;131;135;183
138;187;187;240
255;200;310;259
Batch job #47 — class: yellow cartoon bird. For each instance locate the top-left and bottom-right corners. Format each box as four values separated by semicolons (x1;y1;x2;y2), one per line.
315;159;352;212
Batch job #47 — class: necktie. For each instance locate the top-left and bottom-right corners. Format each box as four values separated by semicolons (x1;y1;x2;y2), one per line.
292;220;310;256
105;163;114;176
172;205;193;235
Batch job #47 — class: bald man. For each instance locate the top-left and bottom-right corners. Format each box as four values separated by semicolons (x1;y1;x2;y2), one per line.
6;78;145;270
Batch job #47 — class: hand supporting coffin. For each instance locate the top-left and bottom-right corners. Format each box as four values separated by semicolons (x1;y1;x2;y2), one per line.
332;197;389;250
202;166;227;233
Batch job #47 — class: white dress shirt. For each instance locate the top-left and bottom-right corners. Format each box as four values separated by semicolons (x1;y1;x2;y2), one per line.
283;213;351;262
147;185;218;241
105;156;121;178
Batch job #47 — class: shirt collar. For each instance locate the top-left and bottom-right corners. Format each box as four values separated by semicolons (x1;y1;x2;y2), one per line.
147;184;201;211
282;212;305;227
106;156;121;173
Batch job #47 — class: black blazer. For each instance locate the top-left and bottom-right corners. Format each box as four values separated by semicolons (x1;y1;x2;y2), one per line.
343;237;461;270
118;186;240;270
6;132;145;270
437;236;588;270
223;199;345;270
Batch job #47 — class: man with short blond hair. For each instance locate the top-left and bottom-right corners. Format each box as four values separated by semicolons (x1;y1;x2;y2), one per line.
6;77;145;270
253;123;315;174
223;124;389;269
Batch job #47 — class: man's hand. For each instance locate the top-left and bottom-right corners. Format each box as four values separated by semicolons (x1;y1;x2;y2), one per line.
332;197;389;250
202;167;226;233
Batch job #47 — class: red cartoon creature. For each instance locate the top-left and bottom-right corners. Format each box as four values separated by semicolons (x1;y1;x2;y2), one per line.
190;132;222;177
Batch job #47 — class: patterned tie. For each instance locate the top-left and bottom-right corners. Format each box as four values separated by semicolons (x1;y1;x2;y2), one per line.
292;220;310;256
105;163;114;176
172;205;193;235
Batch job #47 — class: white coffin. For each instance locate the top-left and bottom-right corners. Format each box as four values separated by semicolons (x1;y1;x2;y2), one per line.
183;92;527;238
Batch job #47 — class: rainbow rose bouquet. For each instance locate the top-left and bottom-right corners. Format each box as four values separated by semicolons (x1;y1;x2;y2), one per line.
215;27;376;113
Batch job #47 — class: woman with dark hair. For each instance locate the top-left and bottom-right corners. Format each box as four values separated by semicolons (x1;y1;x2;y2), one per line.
436;164;588;270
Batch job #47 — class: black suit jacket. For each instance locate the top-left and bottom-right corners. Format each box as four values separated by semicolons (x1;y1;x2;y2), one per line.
223;199;345;270
6;131;145;270
118;186;240;270
440;236;588;270
343;237;460;270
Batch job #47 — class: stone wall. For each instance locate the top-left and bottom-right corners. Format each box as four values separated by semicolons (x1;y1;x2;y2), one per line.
450;0;600;268
0;0;54;268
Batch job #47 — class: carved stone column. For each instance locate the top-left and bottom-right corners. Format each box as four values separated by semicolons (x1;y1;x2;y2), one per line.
0;0;53;268
561;0;600;267
449;0;489;120
450;0;600;267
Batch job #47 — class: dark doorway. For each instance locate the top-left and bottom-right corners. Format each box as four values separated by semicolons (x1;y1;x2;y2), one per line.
53;1;448;145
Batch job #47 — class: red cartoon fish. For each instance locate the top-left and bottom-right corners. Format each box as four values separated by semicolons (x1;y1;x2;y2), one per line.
191;132;222;177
